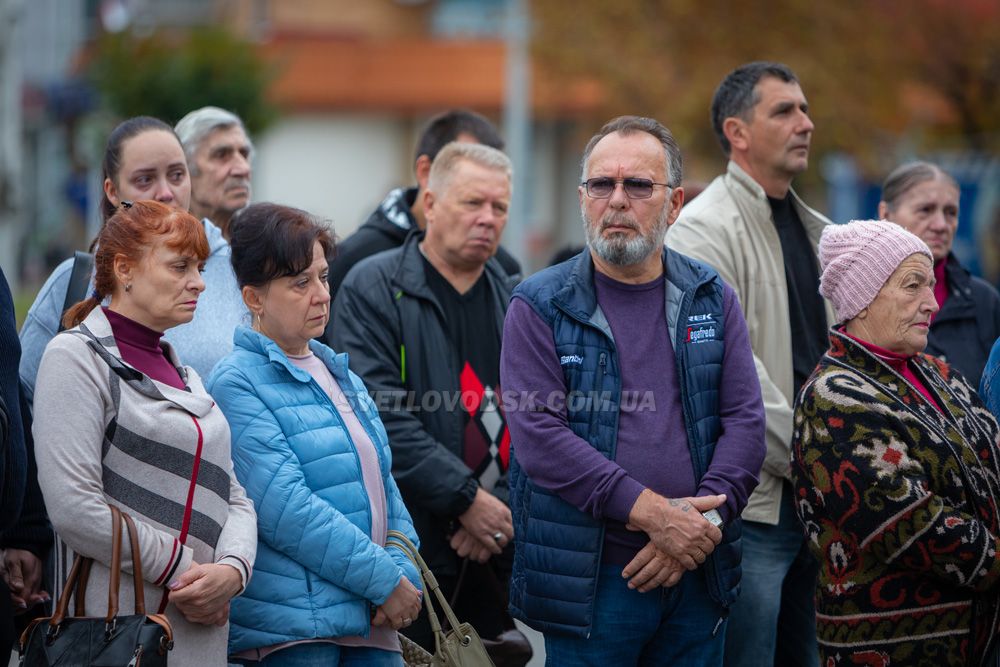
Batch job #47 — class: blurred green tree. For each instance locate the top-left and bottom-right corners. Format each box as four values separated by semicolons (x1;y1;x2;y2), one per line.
87;26;277;135
532;0;1000;177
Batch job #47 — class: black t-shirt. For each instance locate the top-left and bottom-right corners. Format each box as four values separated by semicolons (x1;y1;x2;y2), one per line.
769;195;828;401
422;256;509;491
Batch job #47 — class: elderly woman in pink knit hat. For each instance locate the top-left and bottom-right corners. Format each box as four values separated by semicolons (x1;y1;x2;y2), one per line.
790;219;1000;667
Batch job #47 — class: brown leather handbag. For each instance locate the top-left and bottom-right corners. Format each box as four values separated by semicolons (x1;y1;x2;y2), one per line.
18;506;174;666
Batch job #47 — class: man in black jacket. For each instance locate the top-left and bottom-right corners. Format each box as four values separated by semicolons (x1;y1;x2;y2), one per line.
331;142;518;651
0;265;26;656
1;266;52;658
323;109;520;340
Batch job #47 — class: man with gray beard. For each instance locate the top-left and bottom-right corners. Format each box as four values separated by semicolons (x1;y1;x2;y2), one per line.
500;115;765;664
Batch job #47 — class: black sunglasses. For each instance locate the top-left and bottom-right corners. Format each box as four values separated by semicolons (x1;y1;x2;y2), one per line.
581;177;670;199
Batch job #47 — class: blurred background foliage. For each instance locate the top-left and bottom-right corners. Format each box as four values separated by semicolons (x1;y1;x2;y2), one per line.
87;26;277;134
531;0;1000;180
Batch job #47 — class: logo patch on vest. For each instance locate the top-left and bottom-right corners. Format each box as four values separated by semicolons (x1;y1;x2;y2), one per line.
560;354;584;366
686;314;718;344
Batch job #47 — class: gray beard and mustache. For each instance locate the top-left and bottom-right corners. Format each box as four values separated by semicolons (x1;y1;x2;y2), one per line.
583;204;671;266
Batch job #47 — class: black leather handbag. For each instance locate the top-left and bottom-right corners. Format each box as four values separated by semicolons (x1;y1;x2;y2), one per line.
18;506;174;666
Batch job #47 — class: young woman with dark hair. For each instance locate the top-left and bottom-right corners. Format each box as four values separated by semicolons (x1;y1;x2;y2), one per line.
19;116;192;403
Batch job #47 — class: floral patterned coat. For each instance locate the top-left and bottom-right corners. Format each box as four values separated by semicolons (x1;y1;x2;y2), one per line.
792;329;1000;667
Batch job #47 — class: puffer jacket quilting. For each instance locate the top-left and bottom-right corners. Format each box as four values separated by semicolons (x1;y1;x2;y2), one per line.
207;326;420;653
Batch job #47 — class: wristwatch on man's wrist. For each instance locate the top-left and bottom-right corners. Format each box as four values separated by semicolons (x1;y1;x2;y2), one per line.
702;509;723;527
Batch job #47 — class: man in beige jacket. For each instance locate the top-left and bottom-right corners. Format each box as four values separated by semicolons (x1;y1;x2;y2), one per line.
667;61;834;667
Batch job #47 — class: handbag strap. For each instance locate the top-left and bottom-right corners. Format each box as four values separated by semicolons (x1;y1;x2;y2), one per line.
73;559;94;616
67;511;147;617
48;506;127;628
49;556;85;627
385;530;468;649
448;556;514;632
105;505;123;623
122;511;146;614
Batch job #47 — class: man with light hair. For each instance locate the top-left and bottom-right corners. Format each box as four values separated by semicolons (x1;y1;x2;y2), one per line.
331;142;523;657
174;105;253;237
500;115;765;664
323;108;519;311
161;106;254;376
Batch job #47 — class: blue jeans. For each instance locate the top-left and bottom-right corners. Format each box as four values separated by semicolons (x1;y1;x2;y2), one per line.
724;486;818;667
544;564;726;666
249;642;403;667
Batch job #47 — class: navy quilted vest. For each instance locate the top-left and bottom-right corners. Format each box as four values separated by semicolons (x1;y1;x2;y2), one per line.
507;248;742;637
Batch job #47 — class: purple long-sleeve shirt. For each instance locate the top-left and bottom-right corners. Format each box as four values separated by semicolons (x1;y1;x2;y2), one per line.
500;269;765;565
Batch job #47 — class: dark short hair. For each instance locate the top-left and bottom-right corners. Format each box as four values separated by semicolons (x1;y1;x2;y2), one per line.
228;203;336;289
581;116;683;188
881;161;959;211
711;61;798;156
101;116;180;223
414;109;504;164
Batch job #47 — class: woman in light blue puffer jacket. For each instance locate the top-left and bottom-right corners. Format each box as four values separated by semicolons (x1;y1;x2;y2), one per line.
207;203;421;667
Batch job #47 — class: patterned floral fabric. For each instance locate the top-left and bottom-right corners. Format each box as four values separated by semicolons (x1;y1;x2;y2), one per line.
792;329;1000;667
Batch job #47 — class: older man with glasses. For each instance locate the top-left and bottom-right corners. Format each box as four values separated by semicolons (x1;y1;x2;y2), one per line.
500;115;766;665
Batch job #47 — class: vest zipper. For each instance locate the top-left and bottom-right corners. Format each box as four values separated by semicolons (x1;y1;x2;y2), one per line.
589;353;608;437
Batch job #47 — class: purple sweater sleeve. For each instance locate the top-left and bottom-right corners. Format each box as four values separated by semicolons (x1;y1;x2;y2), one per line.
696;286;766;523
500;298;646;523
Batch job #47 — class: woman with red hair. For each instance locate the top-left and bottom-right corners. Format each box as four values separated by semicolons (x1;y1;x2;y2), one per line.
32;200;257;666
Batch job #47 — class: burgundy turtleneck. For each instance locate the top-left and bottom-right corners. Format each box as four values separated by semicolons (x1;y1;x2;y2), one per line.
840;327;942;413
103;307;185;390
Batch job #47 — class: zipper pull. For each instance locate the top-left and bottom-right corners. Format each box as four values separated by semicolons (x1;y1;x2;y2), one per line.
127;646;142;667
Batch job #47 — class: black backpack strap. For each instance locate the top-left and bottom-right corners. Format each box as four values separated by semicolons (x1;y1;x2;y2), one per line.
58;251;95;332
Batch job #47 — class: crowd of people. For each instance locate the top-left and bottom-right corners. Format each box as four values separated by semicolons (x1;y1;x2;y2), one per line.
2;58;1000;667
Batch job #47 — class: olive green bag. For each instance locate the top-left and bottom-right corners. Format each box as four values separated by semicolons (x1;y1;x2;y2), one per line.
385;530;495;667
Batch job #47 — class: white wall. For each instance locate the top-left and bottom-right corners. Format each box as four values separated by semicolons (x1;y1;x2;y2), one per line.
253;113;411;238
252;113;589;277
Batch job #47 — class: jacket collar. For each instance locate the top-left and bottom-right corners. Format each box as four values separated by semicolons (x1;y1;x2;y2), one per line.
726;160;769;201
725;160;829;242
371;187;419;235
390;231;512;304
74;307;215;416
824;327;955;427
232;325;351;383
202;218;230;257
942;252;972;295
552;247;715;324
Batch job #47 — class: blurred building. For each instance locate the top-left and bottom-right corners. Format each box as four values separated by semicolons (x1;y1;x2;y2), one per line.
239;0;602;269
9;0;997;290
6;0;605;289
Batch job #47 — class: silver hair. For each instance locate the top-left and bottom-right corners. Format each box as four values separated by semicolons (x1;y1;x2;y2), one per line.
174;106;254;176
580;116;682;188
881;161;959;212
427;142;513;194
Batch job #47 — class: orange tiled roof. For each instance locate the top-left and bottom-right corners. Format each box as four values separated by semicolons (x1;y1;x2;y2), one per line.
261;33;603;116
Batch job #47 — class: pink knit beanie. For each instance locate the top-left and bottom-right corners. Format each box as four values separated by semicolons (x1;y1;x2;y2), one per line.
818;219;933;322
